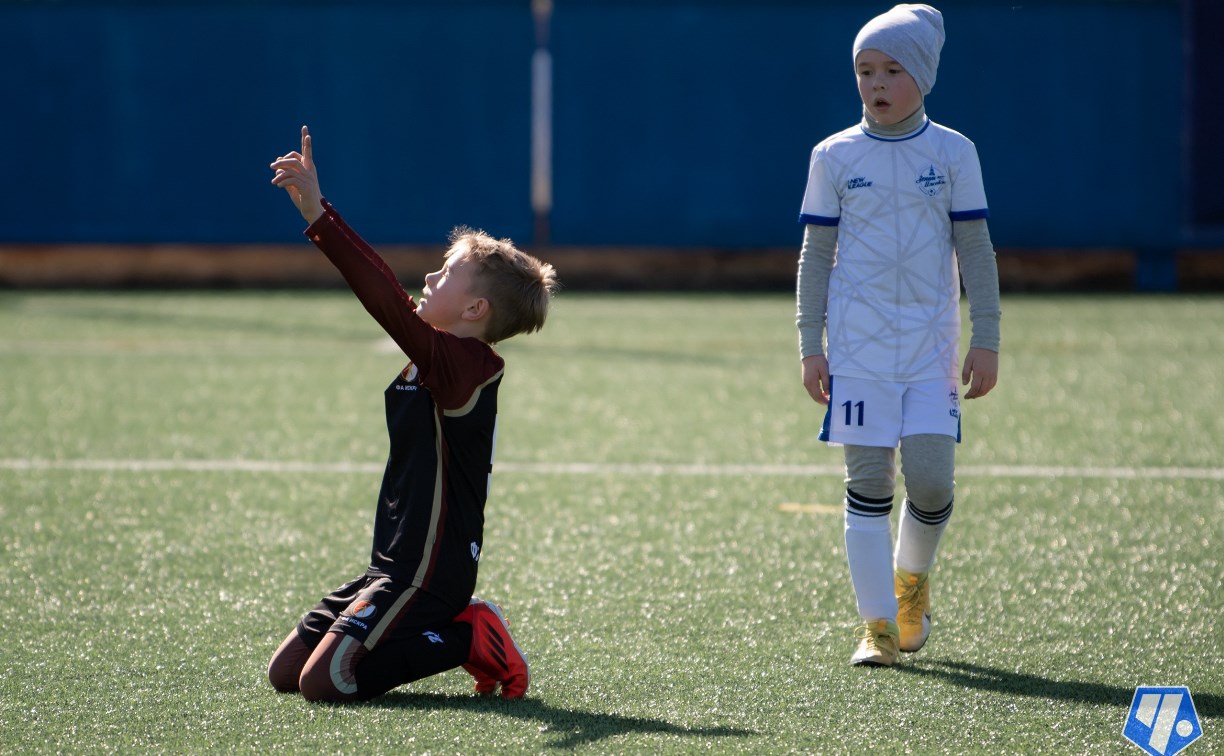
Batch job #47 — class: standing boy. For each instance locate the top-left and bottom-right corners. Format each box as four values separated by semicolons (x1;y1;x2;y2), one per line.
266;126;557;700
796;5;1001;666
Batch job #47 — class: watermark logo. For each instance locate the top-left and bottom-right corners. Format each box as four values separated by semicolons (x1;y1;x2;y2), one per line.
1123;686;1202;755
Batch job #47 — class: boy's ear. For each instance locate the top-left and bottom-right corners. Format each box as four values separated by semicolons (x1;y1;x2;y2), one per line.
462;297;490;322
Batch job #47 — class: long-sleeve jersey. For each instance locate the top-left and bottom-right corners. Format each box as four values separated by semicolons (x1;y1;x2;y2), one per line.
306;200;505;608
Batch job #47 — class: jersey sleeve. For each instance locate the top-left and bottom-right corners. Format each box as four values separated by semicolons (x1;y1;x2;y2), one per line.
798;144;842;227
304;199;504;410
949;139;990;221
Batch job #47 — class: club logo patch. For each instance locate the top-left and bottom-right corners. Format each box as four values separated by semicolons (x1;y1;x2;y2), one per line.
347;600;377;619
915;165;947;196
847;176;873;190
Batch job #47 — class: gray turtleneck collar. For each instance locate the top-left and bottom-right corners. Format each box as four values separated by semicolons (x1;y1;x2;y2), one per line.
861;105;927;138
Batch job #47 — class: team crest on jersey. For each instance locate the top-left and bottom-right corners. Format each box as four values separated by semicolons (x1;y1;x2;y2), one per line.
915;165;947;196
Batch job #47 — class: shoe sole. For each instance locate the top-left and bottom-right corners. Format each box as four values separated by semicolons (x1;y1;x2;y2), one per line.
851;655;897;667
462;663;498;695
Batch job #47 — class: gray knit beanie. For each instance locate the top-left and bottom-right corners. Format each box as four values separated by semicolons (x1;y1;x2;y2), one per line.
852;4;945;96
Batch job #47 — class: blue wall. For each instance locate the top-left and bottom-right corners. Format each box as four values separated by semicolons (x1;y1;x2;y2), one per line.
2;1;533;245
0;0;1191;251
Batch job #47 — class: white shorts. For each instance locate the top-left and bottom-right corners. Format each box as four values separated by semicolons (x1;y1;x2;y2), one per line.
819;375;961;447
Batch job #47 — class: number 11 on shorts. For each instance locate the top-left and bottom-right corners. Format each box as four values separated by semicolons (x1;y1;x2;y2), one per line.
842;400;864;427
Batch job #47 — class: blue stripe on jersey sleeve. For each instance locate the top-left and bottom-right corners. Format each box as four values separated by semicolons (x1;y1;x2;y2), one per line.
950;208;990;221
799;213;840;226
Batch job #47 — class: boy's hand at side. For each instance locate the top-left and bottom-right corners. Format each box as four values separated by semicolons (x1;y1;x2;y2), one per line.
962;347;998;399
270;125;324;224
802;354;831;405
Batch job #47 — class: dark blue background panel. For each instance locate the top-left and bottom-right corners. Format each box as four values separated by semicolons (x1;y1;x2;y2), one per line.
2;3;533;244
550;3;865;247
549;1;1183;248
936;2;1182;249
0;0;1192;252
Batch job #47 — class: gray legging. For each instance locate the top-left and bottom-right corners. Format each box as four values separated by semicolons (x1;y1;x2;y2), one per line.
843;433;955;509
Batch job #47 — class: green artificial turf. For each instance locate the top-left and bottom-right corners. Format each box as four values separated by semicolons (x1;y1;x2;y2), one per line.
1;291;1220;753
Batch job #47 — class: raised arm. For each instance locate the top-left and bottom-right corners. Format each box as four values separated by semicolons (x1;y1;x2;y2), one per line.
270;126;324;225
269;127;434;368
268;127;502;408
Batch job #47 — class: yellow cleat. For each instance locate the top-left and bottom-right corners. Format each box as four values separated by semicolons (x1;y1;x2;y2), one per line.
895;569;931;652
850;619;900;667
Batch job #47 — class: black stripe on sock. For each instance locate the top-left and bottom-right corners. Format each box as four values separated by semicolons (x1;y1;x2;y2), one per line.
846;488;894;517
905;497;953;525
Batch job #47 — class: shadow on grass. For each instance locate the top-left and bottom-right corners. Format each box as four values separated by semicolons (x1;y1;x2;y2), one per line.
367;690;757;749
896;659;1223;719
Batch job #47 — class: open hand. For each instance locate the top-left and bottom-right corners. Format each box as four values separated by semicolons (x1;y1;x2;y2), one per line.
270;125;323;224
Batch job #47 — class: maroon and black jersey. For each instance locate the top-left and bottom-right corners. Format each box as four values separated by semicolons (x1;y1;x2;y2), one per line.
306;200;504;608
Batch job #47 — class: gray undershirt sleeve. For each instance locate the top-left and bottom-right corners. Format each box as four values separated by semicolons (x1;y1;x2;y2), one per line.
953;218;1001;352
796;223;838;358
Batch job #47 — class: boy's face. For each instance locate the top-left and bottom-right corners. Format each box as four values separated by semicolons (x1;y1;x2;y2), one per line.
417;246;481;332
855;49;922;126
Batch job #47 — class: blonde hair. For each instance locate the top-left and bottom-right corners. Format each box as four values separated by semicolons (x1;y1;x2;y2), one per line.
447;227;558;344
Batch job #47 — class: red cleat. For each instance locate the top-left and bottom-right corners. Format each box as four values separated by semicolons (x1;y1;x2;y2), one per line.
455;598;530;699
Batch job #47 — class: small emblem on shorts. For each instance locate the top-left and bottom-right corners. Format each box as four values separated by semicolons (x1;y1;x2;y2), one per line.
471;542;481;562
422;630;444;644
915;165;947;196
348;600;377;619
949;389;961;419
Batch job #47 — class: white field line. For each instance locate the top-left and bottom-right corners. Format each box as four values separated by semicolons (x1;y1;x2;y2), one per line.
1;458;1223;480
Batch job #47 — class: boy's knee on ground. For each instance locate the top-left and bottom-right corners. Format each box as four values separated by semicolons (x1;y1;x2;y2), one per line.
267;661;300;694
267;631;311;693
297;633;363;703
298;658;349;703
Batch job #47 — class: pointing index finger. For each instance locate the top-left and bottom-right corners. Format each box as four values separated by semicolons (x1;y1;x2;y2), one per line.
301;125;312;167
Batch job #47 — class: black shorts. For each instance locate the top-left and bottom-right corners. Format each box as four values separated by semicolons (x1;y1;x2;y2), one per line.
296;573;464;650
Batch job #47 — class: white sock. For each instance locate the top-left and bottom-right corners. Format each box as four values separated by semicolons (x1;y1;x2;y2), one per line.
894;498;953;574
845;491;897;622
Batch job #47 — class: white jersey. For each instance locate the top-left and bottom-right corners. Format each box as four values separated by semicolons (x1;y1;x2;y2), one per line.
799;118;988;381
